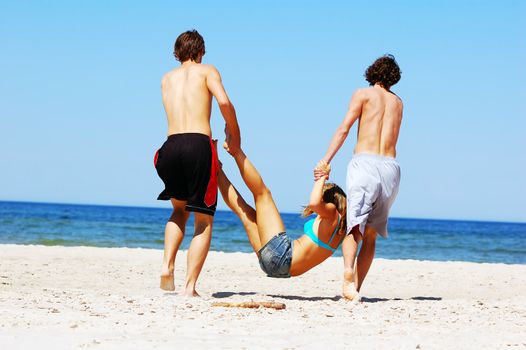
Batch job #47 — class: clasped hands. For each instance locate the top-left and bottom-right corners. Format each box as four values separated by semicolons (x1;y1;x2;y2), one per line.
223;127;240;155
314;160;331;180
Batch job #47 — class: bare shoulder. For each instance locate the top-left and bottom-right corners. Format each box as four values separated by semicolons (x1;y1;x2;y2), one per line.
358;87;377;98
313;202;338;220
349;87;370;103
161;71;173;89
388;92;403;118
391;92;403;108
161;68;179;84
200;64;220;76
397;95;403;108
361;86;374;92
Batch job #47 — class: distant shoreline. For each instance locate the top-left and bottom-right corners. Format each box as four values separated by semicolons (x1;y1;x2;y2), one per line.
1;199;525;224
2;200;525;265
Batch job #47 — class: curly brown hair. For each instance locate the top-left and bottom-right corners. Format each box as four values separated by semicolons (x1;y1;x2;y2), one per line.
364;54;401;89
173;30;205;62
301;183;347;235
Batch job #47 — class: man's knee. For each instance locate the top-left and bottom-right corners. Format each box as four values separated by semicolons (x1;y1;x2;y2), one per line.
193;213;214;236
349;225;363;243
169;207;189;223
363;226;377;242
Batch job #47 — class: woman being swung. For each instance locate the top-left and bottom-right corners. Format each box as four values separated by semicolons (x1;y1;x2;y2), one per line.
218;144;347;278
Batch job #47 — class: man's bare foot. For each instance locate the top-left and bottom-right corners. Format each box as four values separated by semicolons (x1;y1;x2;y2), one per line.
342;269;361;301
342;280;360;301
160;275;175;291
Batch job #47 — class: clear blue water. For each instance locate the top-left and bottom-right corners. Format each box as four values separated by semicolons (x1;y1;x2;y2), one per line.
0;201;525;264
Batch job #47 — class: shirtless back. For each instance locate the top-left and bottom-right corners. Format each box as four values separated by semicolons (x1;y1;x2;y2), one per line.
316;54;403;299
319;60;403;162
156;30;240;296
161;64;213;136
162;61;239;142
352;85;403;157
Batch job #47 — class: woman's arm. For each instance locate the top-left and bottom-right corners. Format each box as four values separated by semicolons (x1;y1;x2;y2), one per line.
307;176;336;218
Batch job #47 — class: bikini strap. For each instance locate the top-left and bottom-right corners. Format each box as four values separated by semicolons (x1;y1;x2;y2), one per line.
327;215;341;245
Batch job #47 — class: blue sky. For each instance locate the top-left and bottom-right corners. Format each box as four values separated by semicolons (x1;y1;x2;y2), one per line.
1;1;525;222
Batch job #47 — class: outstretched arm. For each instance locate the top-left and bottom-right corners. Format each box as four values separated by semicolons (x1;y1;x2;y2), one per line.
314;90;365;179
206;66;241;153
307;175;337;219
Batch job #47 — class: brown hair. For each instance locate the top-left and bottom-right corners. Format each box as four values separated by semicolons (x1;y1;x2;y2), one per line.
365;54;401;89
301;183;347;235
173;30;205;62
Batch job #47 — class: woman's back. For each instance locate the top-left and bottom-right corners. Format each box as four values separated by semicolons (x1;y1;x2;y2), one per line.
290;214;343;276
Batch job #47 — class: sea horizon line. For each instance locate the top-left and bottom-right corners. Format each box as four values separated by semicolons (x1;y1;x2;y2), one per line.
1;199;525;225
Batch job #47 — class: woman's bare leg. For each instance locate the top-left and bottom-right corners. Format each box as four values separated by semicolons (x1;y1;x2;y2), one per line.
229;149;285;246
217;167;262;252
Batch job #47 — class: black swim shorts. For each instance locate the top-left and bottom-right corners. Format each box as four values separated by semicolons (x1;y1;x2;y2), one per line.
154;133;218;216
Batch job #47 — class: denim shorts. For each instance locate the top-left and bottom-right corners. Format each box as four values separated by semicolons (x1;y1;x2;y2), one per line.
257;232;292;278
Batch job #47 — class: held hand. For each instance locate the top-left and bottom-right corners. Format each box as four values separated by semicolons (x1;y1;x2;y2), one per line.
223;127;233;155
316;159;331;173
223;140;235;155
225;139;240;155
313;170;328;181
313;160;331;180
314;174;329;181
223;128;240;156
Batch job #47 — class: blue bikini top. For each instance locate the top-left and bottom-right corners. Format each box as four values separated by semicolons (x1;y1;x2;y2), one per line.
303;215;341;253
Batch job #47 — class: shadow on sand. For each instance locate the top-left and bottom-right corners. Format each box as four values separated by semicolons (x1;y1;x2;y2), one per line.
361;296;442;303
267;294;342;302
211;292;442;303
211;291;257;298
211;292;340;301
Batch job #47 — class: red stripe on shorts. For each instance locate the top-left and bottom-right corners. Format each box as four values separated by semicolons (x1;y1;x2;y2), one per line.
153;149;159;167
204;139;218;207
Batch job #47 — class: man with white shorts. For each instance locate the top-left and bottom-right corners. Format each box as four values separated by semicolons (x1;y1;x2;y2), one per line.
314;54;403;300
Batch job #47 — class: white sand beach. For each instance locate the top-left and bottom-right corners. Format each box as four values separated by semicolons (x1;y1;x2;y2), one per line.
0;244;524;349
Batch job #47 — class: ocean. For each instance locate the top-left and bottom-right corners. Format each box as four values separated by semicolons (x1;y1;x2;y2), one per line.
0;201;524;264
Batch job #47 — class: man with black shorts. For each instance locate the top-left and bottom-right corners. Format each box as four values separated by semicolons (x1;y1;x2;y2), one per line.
154;30;241;296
